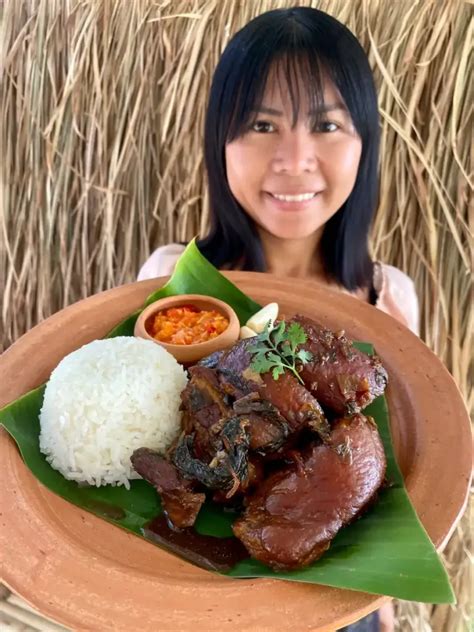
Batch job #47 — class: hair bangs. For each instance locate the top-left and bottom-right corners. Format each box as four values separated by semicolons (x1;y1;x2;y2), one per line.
226;41;329;142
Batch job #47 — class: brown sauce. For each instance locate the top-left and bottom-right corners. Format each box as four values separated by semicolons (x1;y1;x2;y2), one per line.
82;499;126;521
142;515;249;572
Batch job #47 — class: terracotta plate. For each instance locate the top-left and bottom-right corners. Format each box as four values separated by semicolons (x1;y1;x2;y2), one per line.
0;273;471;632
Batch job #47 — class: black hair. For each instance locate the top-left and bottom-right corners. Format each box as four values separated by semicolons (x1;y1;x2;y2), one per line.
197;6;380;290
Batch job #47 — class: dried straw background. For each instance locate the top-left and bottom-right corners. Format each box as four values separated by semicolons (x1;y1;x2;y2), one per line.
1;0;472;631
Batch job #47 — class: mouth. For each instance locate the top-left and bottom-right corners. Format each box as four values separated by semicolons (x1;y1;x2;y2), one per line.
269;192;317;202
264;191;322;209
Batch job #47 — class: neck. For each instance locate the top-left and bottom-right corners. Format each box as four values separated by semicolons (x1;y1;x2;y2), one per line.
257;227;327;282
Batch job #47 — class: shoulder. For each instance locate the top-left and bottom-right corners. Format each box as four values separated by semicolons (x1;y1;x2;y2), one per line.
374;262;420;335
375;263;417;295
137;243;186;281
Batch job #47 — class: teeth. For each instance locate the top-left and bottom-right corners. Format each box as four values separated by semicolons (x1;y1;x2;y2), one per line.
272;192;316;202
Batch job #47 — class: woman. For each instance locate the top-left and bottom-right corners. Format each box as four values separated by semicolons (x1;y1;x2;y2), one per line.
138;6;419;337
139;7;418;630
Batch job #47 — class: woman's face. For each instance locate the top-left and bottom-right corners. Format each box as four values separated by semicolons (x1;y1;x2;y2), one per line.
225;73;362;241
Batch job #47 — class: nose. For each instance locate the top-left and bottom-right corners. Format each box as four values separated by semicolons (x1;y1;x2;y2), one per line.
271;129;318;175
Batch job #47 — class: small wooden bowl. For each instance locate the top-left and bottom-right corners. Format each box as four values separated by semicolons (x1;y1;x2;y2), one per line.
133;294;240;365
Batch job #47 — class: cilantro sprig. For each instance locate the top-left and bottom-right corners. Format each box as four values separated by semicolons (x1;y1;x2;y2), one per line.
248;321;313;385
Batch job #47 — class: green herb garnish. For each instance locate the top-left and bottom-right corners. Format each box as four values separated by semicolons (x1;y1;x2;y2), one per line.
248;321;313;385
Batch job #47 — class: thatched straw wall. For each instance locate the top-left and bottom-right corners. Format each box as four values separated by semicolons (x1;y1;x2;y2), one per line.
1;1;472;630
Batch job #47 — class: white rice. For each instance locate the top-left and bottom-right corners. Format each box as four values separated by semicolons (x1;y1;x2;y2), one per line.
39;336;188;489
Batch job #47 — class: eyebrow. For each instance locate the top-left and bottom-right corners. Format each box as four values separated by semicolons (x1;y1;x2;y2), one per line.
253;103;346;116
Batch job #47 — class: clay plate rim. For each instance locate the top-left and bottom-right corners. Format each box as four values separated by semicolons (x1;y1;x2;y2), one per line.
0;272;471;632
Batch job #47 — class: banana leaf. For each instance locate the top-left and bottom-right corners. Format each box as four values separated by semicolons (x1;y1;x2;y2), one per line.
108;239;261;337
0;240;454;603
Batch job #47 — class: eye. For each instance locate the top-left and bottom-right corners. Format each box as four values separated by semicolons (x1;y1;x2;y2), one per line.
251;120;276;134
314;120;340;133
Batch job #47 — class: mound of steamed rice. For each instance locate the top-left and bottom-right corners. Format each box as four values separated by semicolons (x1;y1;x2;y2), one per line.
39;336;188;488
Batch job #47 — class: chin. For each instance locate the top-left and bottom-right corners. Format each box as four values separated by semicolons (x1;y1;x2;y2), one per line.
263;221;323;241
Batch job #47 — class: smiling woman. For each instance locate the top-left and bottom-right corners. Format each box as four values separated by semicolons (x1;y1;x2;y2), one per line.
138;7;419;337
199;7;379;292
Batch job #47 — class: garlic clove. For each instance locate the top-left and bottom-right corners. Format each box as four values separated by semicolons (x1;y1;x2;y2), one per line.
239;325;258;339
246;303;279;334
